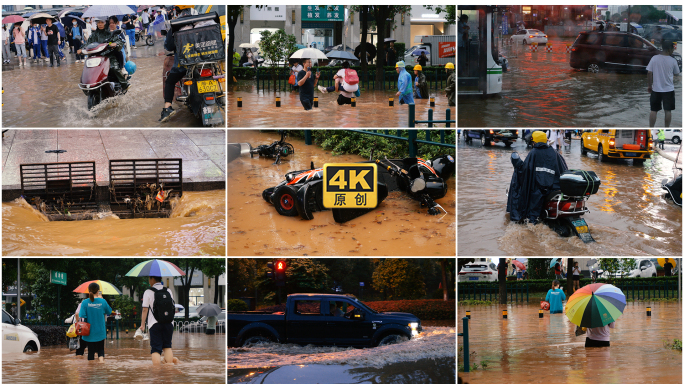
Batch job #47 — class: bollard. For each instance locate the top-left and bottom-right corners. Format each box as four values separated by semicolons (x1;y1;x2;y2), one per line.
237;97;242;108
351;97;356;107
546;43;553;53
566;43;572;53
539;309;543;318
314;96;318;108
276;97;281;107
647;306;651;316
430;97;435;107
466;310;471;319
503;309;508;319
389;97;394;107
531;42;538;52
126;329;129;334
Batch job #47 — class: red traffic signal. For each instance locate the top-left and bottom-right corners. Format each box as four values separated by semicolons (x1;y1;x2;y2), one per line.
276;261;286;271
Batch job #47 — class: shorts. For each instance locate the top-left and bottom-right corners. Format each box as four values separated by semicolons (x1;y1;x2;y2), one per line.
150;322;174;354
86;339;105;360
585;337;610;347
573;275;580;281
650;90;675;112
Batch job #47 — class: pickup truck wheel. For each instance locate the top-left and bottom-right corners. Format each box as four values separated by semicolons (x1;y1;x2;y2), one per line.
243;335;271;347
481;135;491;147
672;136;680;144
377;334;407;347
597;145;604;162
580;139;587;155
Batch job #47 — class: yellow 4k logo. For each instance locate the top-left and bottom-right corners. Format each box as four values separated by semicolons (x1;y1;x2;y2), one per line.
323;164;378;209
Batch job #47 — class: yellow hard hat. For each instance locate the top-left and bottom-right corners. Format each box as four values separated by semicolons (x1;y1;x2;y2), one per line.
532;131;547;143
175;5;193;10
445;62;455;70
414;65;422;71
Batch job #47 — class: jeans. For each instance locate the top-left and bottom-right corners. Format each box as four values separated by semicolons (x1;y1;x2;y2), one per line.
32;42;41;59
2;42;10;61
15;43;27;58
126;29;135;47
47;44;60;65
40;40;48;57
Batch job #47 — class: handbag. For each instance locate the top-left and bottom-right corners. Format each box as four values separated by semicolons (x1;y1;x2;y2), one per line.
288;73;296;85
66;323;78;338
75;319;90;337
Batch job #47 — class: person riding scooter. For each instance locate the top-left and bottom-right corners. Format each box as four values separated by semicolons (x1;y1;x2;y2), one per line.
159;5;194;122
507;130;568;223
78;18;128;91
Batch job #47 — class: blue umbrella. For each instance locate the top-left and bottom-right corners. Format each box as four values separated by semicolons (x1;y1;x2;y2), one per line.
82;5;139;19
55;22;66;37
61;15;86;30
411;49;430;56
550;258;560;268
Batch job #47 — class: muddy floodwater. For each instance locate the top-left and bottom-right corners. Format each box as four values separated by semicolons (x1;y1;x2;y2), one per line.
458;302;682;384
2;333;225;383
228;130;455;256
229;327;456;383
228;86;452;127
2;190;226;256
1;43;211;127
458;137;682;256
458;38;683;127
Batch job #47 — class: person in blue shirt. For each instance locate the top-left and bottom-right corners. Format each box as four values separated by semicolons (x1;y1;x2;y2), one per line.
29;23;42;62
395;61;414;105
69;20;84;62
79;283;112;362
545;280;566;314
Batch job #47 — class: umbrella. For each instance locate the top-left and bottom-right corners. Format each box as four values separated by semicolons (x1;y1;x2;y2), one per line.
125;259;186;277
73;280;123;295
550;258;561;268
411;49;430;56
2;15;25;24
196;303;222;317
290;48;328;61
657;258;677;268
28;13;56;25
354;42;376;62
55;22;66;39
511;260;526;271
138;5;154;12
516;258;528;263
326;50;359;61
239;43;258;49
61;15;86;30
384;37;396;43
565;283;626;328
82;5;139;19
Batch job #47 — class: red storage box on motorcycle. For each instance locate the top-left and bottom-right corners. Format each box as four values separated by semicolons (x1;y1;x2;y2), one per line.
171;12;225;66
560;170;601;196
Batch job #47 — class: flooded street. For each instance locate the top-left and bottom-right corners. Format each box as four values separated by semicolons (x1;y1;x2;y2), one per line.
229;327;455;383
228;130;455;256
458;302;682;384
2;190;226;256
458;137;682;256
459;38;683;127
2;333;225;383
2;42;209;127
228;86;452;127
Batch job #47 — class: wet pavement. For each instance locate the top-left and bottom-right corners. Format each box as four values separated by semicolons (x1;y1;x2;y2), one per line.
458;137;682;256
227;130;455;256
457;302;682;384
458;37;683;127
1;40;217;127
1;129;226;194
2;190;226;256
2;332;226;383
228;85;453;127
229;327;455;383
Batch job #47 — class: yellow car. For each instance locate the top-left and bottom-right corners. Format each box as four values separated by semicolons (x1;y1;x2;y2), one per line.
581;129;653;164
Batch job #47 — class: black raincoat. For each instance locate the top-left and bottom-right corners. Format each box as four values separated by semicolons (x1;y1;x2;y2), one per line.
507;142;568;223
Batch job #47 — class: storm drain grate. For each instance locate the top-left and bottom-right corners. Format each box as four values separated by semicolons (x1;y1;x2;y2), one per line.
20;161;97;220
109;159;183;218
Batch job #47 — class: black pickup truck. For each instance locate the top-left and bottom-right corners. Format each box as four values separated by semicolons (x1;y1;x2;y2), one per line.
228;293;423;348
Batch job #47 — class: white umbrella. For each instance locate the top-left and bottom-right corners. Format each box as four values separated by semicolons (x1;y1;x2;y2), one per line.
82;5;137;18
239;43;258;49
290;48;328;61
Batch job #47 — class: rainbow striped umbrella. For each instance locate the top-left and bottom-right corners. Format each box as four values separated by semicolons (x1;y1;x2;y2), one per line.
125;259;186;277
566;283;626;328
73;280;122;295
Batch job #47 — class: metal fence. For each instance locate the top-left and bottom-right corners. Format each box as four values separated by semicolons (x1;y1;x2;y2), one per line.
613;280;680;300
458;282;530;303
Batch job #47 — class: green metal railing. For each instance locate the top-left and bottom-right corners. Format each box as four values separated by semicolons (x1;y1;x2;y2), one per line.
458;282;530;303
303;129;455;157
614;280;680;300
409;104;454;128
458;316;470;372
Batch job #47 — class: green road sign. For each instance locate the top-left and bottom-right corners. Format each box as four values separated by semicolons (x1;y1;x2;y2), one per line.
323;163;378;209
301;5;344;22
50;270;67;285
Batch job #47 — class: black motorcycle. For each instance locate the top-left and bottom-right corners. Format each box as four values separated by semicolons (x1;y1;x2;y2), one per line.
662;144;682;207
250;131;295;165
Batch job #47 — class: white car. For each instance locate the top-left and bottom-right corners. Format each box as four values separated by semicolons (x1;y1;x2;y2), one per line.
2;310;40;353
510;29;548;45
662;129;682;145
607;258;658;278
458;262;499;282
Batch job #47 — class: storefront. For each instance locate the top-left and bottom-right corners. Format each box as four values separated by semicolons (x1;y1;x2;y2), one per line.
301;5;344;48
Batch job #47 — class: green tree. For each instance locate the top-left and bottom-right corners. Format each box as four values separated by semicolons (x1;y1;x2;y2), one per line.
175;258;204;322
256;259;331;304
227;6;246;85
599;258;637;282
200;258;226;305
111;294;139;320
426;6;455;24
228;258;259;300
528;258;554;279
259;29;297;90
372;259;425;299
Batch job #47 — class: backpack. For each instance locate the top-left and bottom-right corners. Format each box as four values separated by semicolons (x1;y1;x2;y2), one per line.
149;287;175;324
345;68;359;85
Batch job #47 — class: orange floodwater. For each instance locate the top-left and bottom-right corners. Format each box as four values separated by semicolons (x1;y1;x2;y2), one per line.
227;130;455;256
2;333;225;383
457;302;682;384
2;190;226;256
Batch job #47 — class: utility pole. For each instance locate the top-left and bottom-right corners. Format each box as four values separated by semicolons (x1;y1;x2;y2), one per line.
16;260;21;322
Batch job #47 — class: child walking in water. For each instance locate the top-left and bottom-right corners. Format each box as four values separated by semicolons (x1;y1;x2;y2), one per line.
545;280;566;314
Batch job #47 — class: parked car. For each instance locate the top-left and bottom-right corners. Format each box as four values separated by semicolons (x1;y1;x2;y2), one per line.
175;306;199;320
510;29;548;45
464;129;520;147
657;129;682;144
581;129;653;164
606;258;657;278
458;262;499;282
228;293;422;348
2;309;40;353
404;44;430;66
570;31;682;73
179;311;225;333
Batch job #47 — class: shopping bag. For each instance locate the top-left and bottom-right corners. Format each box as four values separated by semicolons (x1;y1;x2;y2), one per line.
68;336;80;351
288;73;296;85
66;323;77;338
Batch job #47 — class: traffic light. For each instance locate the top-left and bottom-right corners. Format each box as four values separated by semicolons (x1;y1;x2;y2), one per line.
275;260;287;287
266;262;275;280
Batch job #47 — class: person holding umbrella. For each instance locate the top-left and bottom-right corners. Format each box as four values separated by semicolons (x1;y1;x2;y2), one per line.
28;22;42;62
566;283;625;347
78;283;112;362
43;17;60;67
386;41;396;68
296;58;321;110
2;25;10;64
196;303;222;335
395;61;414;105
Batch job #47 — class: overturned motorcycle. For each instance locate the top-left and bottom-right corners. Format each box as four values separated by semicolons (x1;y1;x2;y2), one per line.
661;144;682;207
262;154;454;223
507;152;601;243
228;131;295;164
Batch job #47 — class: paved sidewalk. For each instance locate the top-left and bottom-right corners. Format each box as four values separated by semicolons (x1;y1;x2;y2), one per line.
2;129;226;200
